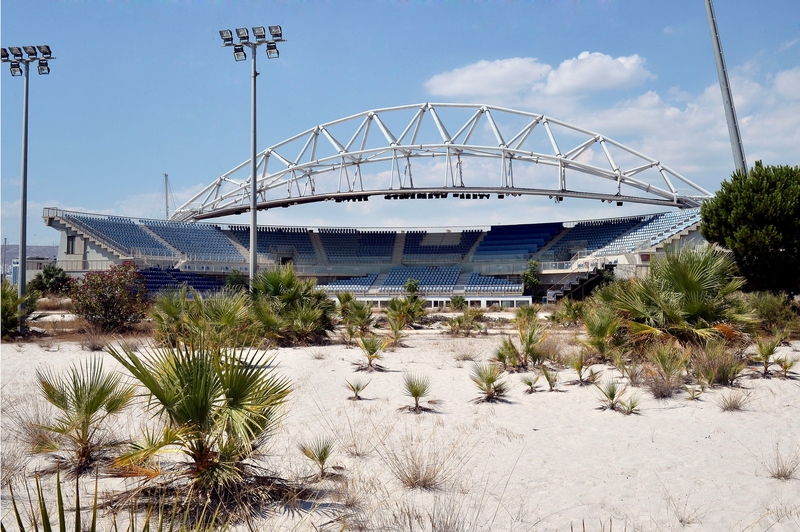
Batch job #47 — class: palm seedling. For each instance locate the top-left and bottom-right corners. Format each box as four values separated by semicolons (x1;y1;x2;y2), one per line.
493;337;518;370
569;350;591;385
521;374;540;394
357;334;390;371
514;304;541;329
106;339;292;511
403;373;432;413
595;378;627;412
621;395;641;415
347;299;376;335
299;437;336;479
540;364;559;392
581;305;620;362
752;334;781;377
645;342;688;398
345;379;370;400
518;319;547;367
470;362;508;402
34;356;135;474
774;356;797;378
386;314;407;348
449;295;467;311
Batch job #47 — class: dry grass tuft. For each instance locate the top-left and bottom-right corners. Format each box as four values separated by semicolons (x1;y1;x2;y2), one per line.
716;389;752;412
80;326;108;351
763;443;800;481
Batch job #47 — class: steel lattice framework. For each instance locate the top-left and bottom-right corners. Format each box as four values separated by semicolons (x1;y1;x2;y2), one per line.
172;103;712;221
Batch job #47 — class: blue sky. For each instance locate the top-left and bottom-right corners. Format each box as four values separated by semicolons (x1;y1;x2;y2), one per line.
2;0;799;245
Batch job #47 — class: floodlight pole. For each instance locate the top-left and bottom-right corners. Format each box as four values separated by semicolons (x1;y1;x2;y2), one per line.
18;61;30;331
249;44;258;286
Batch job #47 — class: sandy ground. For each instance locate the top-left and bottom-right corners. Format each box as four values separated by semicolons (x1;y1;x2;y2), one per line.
2;325;800;531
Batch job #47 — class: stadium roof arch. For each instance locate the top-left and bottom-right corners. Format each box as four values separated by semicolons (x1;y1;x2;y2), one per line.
172;103;712;222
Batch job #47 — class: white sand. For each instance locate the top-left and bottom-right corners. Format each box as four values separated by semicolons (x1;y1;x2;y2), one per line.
2;329;800;531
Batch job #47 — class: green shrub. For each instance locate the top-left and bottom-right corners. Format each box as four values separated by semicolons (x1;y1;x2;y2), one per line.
449;296;467;311
692;339;746;386
748;291;797;331
27;264;72;295
70;262;148;332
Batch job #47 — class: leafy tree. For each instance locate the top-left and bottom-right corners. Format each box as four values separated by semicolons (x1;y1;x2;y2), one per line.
224;269;249;292
70;262;148;332
700;161;800;295
403;277;420;296
520;259;541;295
28;264;72;295
1;279;39;337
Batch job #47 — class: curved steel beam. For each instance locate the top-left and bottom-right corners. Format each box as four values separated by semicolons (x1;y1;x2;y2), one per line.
173;103;712;221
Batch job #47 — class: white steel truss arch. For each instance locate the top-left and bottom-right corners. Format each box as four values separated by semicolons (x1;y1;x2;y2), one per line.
172;103;712;221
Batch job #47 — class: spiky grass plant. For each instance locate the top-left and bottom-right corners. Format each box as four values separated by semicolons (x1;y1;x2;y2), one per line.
514;304;541;328
299;437;336;479
580;306;620;362
403;373;432;414
34;356;135;474
540;364;559;392
645;343;688;399
692;339;746;387
493;337;517;370
469;362;508;403
716;389;752;412
357;335;390;371
685;384;706;401
595;378;627;412
762;444;800;481
521;374;540;394
569;351;593;385
518;319;547;366
774;355;797;378
752;334;781;377
386;314;407;349
621;394;641;415
106;338;292;518
345;379;370;400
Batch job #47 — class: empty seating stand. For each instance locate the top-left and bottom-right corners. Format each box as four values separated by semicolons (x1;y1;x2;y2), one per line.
379;266;462;294
65;214;174;257
229;226;317;263
142;220;244;262
546;217;644;261
324;273;379;294
472;223;562;261
464;272;523;294
319;229;396;263
402;230;481;261
597;208;701;255
139;267;224;295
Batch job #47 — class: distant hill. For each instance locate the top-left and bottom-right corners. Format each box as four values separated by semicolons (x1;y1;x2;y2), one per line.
1;245;59;261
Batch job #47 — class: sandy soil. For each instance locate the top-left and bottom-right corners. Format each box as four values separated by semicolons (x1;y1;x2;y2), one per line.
2;327;800;531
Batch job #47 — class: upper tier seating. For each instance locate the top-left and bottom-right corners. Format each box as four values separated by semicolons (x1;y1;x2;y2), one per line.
464;272;523;294
229;226;317;263
545;217;644;261
472;223;562;261
597;208;701;255
139;267;224;295
403;230;482;261
65;214;174;257
319;229;396;263
379;266;462;293
142;220;244;262
324;273;379;294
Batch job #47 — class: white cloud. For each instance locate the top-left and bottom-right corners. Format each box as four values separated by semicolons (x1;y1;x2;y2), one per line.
425;52;654;104
774;67;800;100
663;26;675;35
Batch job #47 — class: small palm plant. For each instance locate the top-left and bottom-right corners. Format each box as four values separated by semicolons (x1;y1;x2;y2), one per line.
34;356;135;474
345;379;370;400
470;362;508;403
386;314;407;349
569;350;591;385
540;364;559;392
403;373;432;414
449;296;467;311
595;378;627;412
493;337;518;370
357;335;390;371
752;334;781;377
774;355;797;378
514;304;541;329
518;319;547;367
300;437;335;480
521;374;540;394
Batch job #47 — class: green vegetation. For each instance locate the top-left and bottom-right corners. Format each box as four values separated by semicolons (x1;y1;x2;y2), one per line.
520;259;541;295
403;373;432;413
470;362;508;402
70;262;148;332
701;161;800;295
345;378;370;400
224;269;249;292
357;335;390;371
299;437;335;479
27;264;72;295
449;295;467;310
33;356;134;474
2;279;39;338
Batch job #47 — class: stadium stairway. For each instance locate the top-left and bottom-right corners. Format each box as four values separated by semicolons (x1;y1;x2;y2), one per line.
140;225;181;256
56;215;127;258
391;233;406;263
220;229;251;260
309;232;329;263
547;263;614;302
463;233;486;262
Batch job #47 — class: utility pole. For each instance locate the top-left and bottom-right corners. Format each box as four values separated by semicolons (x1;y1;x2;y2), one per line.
164;173;169;219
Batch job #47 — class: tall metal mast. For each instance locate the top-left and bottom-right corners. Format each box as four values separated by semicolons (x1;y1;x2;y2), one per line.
705;0;747;173
164;173;169;219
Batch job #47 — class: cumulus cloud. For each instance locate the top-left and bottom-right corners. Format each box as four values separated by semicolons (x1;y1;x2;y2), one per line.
774;67;800;100
425;51;654;102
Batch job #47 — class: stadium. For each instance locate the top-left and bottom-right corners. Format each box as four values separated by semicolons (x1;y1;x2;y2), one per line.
40;103;710;305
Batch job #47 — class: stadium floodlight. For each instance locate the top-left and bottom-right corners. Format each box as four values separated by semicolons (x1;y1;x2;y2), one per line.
252;26;266;41
266;41;279;59
214;24;285;286
1;42;55;331
219;29;233;45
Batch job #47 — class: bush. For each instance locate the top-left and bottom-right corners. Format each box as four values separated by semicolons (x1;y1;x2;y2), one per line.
70;262;148;332
749;291;797;331
449;296;467;311
692;339;746;386
27;264;72;295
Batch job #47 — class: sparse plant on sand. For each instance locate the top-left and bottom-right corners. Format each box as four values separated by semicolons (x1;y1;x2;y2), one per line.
645;343;688;399
521;374;540;394
774;355;797;378
33;356;135;474
514;304;541;328
540;364;559;392
685;383;706;400
449;295;467;311
751;334;781;377
692;339;746;387
470;362;508;402
403;373;432;413
386;314;407;349
716;389;752;412
762;443;800;481
300;437;335;479
345;379;370;400
621;394;641;415
569;350;597;385
581;305;620;362
595;378;628;412
357;335;390;371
